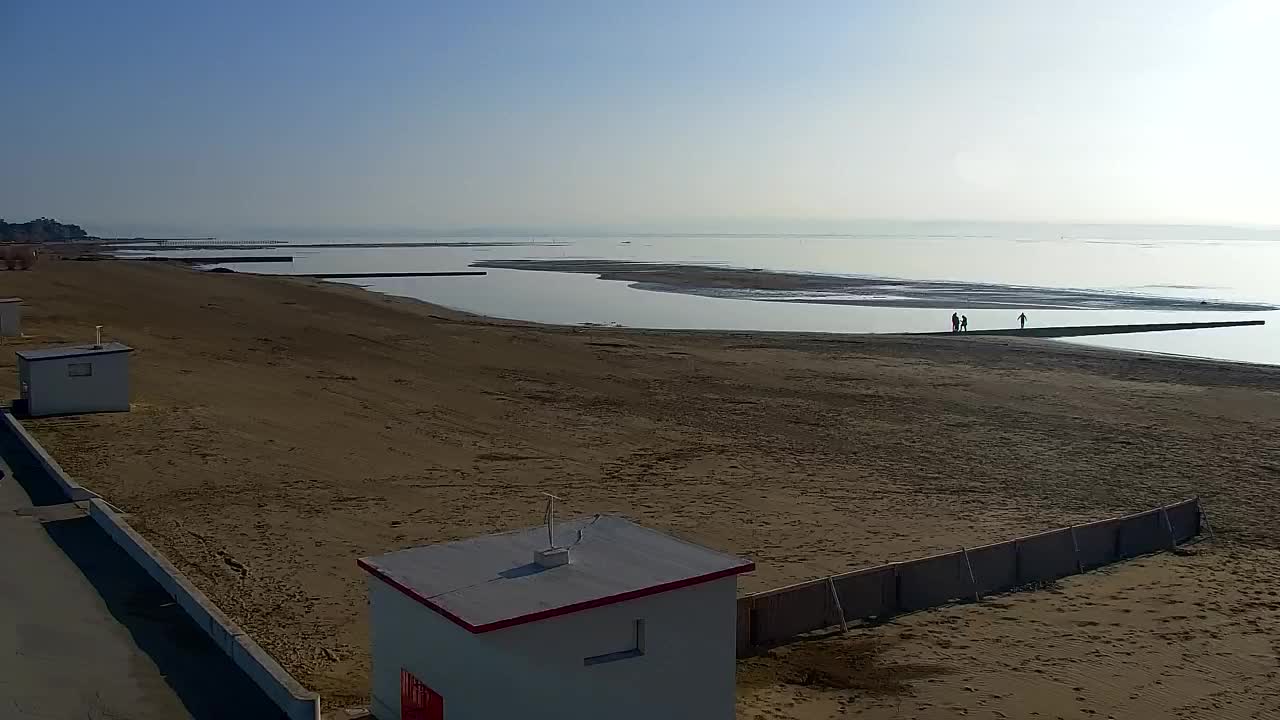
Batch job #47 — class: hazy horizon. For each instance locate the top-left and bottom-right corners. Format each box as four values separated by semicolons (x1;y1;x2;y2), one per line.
59;218;1280;241
4;1;1279;230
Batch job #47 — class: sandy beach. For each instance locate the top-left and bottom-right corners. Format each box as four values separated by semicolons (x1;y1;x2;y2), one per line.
2;258;1278;716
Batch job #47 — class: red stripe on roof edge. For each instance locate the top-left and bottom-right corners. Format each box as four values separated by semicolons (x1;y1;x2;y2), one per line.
357;558;482;631
356;557;755;634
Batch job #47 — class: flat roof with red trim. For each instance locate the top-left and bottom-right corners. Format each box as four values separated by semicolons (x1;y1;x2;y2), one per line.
16;342;133;361
358;514;754;634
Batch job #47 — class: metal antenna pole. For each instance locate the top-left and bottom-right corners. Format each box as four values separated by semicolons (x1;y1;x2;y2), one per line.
540;492;562;548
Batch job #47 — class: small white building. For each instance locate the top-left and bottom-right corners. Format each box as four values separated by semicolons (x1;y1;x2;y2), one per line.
0;298;20;337
359;515;753;720
16;342;133;417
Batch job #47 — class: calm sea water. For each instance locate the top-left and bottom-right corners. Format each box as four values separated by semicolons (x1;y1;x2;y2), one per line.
121;222;1280;366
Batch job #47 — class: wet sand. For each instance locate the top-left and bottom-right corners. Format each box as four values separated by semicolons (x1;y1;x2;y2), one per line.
917;319;1266;338
473;259;1277;311
1;259;1278;716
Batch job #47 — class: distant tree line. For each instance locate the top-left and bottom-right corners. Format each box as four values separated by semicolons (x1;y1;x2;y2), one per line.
0;217;90;243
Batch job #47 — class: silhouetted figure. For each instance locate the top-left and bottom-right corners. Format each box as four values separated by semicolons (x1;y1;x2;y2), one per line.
1018;312;1028;329
961;315;968;332
951;313;960;332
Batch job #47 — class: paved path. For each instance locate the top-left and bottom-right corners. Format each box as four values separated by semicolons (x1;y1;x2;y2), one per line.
0;434;280;719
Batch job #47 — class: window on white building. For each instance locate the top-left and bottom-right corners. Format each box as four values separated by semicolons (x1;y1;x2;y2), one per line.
584;619;646;666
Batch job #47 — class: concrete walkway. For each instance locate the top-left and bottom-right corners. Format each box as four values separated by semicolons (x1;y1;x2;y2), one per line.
0;433;280;719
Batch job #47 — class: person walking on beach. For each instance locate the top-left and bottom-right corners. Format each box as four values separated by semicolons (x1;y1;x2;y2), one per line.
961;315;968;332
1018;312;1028;329
951;312;960;332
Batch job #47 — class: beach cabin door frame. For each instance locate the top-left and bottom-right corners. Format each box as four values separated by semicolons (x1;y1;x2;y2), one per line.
401;669;443;720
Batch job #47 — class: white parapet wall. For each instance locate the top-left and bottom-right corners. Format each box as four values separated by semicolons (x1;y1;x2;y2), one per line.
1;410;95;501
88;499;321;720
0;410;320;720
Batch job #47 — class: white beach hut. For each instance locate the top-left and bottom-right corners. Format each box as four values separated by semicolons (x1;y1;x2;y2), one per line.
358;514;753;720
16;342;133;417
0;298;20;336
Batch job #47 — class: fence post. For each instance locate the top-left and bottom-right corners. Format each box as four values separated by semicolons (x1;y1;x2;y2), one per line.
827;577;848;633
1159;507;1177;549
1013;540;1022;585
893;563;903;614
1195;496;1216;542
961;547;980;602
1069;526;1084;574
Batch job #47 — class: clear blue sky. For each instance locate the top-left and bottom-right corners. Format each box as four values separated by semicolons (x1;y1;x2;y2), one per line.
2;1;1277;233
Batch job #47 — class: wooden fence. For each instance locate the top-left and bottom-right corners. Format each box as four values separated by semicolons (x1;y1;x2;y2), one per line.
736;497;1205;657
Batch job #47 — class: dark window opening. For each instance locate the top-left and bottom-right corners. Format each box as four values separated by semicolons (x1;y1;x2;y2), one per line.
584;619;646;666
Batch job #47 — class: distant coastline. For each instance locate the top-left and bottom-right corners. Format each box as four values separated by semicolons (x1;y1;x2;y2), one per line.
0;217;89;243
0;216;223;246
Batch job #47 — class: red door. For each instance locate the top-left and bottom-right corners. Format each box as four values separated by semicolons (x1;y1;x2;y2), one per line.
401;669;443;720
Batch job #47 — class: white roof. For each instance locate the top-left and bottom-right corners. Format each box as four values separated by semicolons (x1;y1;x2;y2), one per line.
16;342;133;361
358;515;753;633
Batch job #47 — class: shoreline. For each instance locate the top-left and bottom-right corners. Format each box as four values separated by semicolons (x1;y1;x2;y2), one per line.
310;271;1280;375
471;258;1277;312
111;249;1279;368
44;254;1280;386
3;258;1279;714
